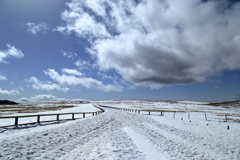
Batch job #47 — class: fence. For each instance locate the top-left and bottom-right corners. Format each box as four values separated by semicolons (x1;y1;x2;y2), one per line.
98;105;232;122
0;110;104;128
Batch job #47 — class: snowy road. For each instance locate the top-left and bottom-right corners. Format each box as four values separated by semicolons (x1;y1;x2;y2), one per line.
0;107;239;160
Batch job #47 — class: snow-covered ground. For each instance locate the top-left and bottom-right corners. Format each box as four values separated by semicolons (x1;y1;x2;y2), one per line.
97;100;240;123
0;101;239;159
0;103;100;127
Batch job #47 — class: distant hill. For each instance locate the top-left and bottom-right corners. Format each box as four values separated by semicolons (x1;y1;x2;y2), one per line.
208;100;240;108
0;100;19;105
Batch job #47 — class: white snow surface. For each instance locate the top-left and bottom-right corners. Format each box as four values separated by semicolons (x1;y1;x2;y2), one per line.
0;102;239;159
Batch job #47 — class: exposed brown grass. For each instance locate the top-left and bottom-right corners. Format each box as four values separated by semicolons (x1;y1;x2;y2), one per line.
226;118;240;123
208;100;240;106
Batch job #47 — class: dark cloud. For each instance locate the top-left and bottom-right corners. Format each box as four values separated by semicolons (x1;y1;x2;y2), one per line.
134;77;196;84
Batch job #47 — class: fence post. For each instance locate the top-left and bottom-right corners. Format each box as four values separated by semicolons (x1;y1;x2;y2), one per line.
188;113;190;119
225;114;227;122
83;113;85;118
149;111;150;115
37;115;40;123
173;112;176;118
72;113;75;120
92;113;94;116
205;113;207;121
138;110;140;114
15;117;18;125
57;114;59;121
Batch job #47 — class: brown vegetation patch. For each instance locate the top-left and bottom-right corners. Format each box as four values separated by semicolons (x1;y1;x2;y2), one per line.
208;100;240;106
225;118;240;123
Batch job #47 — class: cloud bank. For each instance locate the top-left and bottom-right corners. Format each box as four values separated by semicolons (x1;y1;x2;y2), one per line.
0;88;19;95
18;94;86;103
27;68;122;92
58;0;240;89
27;77;69;92
44;69;122;92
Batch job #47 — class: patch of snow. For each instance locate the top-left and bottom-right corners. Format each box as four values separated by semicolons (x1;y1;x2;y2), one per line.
123;127;170;159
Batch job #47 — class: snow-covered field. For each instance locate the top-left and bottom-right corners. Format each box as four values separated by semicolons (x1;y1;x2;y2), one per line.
0;101;239;159
97;100;240;123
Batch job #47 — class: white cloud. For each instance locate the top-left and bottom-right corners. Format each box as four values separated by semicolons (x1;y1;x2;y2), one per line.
26;68;122;92
18;95;62;103
18;97;31;103
27;77;69;92
97;72;115;80
56;2;110;39
0;88;19;95
18;94;87;103
62;51;77;59
44;69;122;92
30;94;60;102
74;59;90;70
120;79;135;90
0;44;24;63
25;22;48;35
58;0;240;89
62;68;82;76
0;75;7;81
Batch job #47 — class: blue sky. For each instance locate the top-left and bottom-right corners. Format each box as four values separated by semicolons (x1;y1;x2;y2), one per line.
0;0;240;103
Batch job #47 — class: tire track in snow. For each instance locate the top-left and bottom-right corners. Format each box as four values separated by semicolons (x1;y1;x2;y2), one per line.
57;115;145;160
115;109;239;159
0;111;145;160
0;114;116;160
